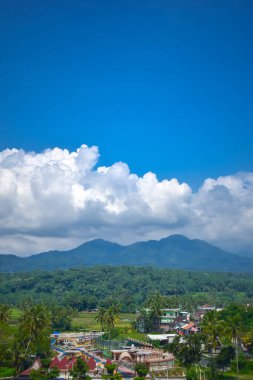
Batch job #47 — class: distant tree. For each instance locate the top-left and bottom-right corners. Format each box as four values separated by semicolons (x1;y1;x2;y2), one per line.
0;304;11;323
19;304;51;359
185;366;198;380
225;314;243;373
103;363;121;380
134;363;149;378
0;319;13;367
206;357;220;380
216;346;235;370
104;304;120;330
95;307;107;331
201;311;226;354
50;306;76;330
145;293;166;332
167;334;204;367
70;358;91;380
105;363;117;375
242;325;253;353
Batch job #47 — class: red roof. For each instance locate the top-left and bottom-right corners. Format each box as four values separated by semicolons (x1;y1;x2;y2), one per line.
19;358;42;376
105;359;112;365
58;357;70;370
50;356;61;368
182;322;195;330
19;368;32;376
87;357;96;370
68;357;76;370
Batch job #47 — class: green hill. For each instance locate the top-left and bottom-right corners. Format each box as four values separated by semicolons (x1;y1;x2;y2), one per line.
0;234;252;273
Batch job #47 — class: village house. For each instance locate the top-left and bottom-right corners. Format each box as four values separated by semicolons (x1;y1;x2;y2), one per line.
160;309;190;332
15;358;42;380
137;307;191;332
15;354;100;380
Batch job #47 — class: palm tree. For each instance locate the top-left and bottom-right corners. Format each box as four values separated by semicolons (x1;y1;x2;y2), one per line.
0;304;11;323
145;293;165;332
19;304;51;357
201;311;226;354
95;307;107;331
225;314;243;374
106;305;120;329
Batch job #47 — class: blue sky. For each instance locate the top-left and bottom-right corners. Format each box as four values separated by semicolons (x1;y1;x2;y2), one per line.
0;0;253;255
1;0;253;189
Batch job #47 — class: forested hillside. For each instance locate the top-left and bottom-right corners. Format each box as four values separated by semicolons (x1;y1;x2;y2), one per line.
1;235;253;273
1;266;253;311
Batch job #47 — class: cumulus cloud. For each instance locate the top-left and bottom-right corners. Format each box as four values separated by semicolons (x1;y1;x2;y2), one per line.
0;145;252;255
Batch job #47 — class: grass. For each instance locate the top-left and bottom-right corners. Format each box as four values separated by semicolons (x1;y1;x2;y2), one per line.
0;367;16;378
223;376;253;380
9;308;21;327
10;308;21;320
72;312;149;342
72;312;137;330
126;331;148;341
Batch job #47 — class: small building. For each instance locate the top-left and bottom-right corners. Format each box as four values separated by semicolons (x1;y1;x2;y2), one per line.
147;334;178;344
198;304;216;313
180;322;198;336
111;347;175;373
160;309;180;332
15;358;42;380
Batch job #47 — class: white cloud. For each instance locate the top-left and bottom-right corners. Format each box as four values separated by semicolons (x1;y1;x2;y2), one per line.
0;145;252;256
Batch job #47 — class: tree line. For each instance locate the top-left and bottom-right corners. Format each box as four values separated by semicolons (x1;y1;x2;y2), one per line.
1;266;253;311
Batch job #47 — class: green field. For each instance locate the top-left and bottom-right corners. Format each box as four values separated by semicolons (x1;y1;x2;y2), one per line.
72;311;148;341
72;312;137;330
10;308;21;319
10;309;137;329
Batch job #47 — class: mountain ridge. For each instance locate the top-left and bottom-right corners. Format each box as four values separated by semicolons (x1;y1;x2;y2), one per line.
0;234;253;273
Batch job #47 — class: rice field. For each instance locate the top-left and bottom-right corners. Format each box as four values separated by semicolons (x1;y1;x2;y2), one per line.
72;312;137;330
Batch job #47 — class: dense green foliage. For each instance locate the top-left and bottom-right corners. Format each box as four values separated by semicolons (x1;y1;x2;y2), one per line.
167;334;205;367
70;358;91;380
0;302;76;374
1;266;253;312
134;363;149;378
95;305;120;331
103;363;121;380
0;303;52;373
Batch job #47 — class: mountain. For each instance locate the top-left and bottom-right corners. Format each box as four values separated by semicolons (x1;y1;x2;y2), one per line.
0;234;253;273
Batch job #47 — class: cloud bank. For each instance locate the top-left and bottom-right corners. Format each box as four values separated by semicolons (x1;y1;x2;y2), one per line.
0;145;252;256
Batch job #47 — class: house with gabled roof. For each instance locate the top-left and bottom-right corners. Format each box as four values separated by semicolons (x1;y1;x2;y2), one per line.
15;358;42;380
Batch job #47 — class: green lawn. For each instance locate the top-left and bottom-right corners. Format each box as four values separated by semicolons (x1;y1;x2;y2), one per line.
0;367;16;378
72;312;136;330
